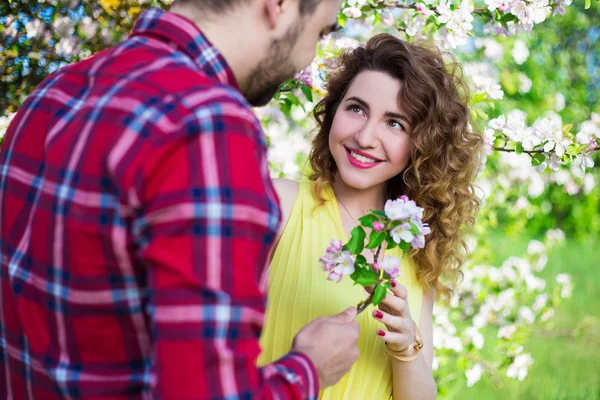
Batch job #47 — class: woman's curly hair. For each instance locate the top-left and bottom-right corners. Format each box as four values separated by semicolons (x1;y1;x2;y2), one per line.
309;33;482;300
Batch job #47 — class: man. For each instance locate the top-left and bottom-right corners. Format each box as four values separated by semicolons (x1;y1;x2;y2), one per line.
0;0;360;398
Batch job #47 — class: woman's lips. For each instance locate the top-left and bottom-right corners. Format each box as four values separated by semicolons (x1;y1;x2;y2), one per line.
345;147;383;169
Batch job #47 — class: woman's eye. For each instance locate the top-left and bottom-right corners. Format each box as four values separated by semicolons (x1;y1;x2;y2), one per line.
388;120;404;130
350;105;364;115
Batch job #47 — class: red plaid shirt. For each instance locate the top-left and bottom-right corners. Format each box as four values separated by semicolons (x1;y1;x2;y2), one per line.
0;8;319;400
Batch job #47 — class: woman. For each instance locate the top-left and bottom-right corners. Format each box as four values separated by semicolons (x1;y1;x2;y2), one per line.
258;34;482;399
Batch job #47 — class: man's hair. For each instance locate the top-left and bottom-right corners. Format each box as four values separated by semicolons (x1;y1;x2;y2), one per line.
175;0;321;15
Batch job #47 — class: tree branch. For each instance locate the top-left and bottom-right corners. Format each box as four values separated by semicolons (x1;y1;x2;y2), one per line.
493;146;544;154
493;146;599;155
381;1;488;15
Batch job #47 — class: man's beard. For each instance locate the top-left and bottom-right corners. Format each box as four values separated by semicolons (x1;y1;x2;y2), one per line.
244;20;303;107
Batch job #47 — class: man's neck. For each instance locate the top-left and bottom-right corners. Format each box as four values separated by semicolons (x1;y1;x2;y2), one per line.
169;4;266;93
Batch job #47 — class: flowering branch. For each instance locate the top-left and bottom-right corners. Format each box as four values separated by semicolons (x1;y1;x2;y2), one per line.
320;196;431;314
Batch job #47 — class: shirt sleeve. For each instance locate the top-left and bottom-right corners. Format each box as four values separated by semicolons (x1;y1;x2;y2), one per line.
131;103;320;399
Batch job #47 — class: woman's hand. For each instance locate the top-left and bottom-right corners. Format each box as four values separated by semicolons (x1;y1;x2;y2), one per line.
371;281;417;354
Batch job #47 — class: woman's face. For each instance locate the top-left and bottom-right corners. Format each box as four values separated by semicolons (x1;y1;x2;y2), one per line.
329;70;412;192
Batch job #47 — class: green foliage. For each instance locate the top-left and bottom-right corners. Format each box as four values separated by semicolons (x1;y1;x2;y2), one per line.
372;284;387;306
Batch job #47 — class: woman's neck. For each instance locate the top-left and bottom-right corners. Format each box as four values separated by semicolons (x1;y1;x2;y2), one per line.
331;174;387;218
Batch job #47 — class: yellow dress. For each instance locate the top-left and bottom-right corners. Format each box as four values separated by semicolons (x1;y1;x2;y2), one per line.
258;181;423;400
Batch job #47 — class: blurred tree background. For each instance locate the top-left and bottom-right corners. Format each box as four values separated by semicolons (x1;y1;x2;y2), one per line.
1;0;599;398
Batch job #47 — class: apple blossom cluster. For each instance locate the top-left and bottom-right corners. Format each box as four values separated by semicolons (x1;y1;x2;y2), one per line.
431;229;571;387
340;0;572;51
464;61;505;101
319;239;356;282
485;111;599;172
319;196;430;309
484;0;569;34
385;196;432;249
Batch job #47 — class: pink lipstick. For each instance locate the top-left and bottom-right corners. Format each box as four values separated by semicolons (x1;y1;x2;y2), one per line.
345;146;383;169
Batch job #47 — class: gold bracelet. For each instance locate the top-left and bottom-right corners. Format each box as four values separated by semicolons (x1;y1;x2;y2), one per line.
385;321;423;362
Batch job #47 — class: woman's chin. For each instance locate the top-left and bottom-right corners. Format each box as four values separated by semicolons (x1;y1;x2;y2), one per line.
336;171;385;191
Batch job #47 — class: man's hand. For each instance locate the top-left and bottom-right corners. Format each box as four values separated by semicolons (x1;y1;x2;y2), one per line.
292;307;360;388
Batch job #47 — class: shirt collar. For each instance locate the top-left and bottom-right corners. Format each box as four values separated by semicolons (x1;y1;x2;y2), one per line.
130;8;239;89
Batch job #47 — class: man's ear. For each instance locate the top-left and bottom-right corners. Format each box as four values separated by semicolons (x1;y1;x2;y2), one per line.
264;0;284;29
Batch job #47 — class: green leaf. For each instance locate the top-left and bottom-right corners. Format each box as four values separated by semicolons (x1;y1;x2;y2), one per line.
532;153;545;166
471;92;487;104
372;210;387;218
400;241;410;254
566;144;578;156
351;268;378;287
515;143;524;155
287;94;300;106
390;220;402;229
372;12;382;25
386;236;397;249
355;254;367;269
301;85;313;102
372;285;387;306
346;226;366;254
474;107;489;120
280;99;292;116
366;230;386;249
409;222;420;235
585;0;591;9
358;214;379;228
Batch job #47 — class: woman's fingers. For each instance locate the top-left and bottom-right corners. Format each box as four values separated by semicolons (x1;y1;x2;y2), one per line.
375;327;414;349
379;284;411;319
389;281;408;299
372;308;411;333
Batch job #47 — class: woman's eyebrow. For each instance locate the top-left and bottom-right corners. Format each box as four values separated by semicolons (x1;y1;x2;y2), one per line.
384;111;411;126
346;96;370;109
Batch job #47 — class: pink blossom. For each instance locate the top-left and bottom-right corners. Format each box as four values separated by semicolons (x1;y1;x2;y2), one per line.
372;262;379;272
372;221;384;232
416;3;434;17
381;255;402;279
327;239;343;254
319;255;335;271
382;8;395;27
327;267;344;282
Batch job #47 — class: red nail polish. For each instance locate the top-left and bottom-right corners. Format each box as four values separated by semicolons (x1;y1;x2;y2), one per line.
391;280;397;288
374;311;383;319
377;329;386;337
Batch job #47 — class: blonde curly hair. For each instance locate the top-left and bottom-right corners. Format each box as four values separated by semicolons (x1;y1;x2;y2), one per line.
309;34;482;300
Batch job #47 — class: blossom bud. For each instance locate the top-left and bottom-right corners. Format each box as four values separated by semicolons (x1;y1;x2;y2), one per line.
372;221;384;232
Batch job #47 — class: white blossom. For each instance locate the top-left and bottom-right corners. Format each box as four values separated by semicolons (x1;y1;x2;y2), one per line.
507;353;534;380
466;363;484;386
512;40;530;64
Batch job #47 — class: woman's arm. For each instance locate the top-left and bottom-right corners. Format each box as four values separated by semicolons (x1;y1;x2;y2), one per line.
390;287;437;400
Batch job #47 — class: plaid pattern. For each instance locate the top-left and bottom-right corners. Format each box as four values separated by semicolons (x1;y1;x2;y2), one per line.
0;8;319;400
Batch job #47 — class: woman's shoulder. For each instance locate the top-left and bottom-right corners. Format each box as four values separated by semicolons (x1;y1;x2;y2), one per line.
272;178;300;210
272;178;301;238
